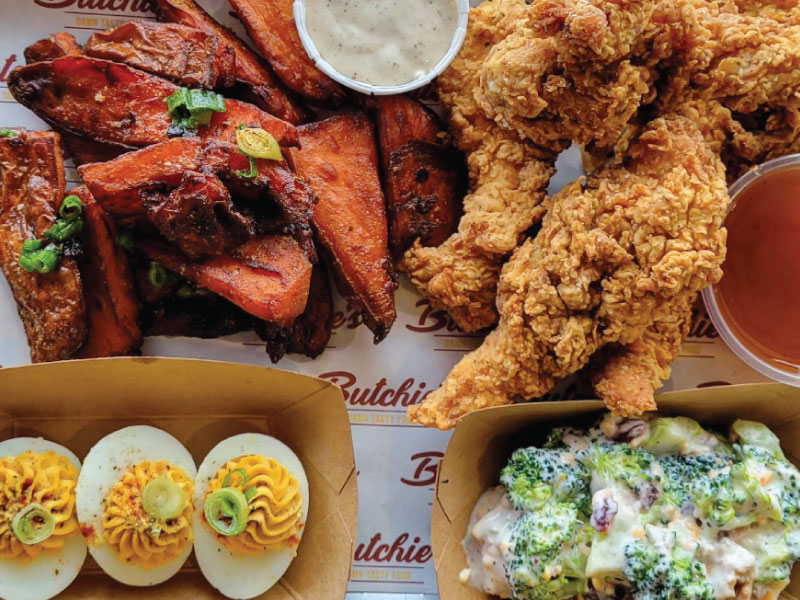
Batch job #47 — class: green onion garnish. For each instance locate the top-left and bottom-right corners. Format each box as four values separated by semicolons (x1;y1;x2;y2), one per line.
244;486;257;502
11;503;55;545
204;488;249;537
114;230;136;251
21;239;42;253
235;155;258;179
44;217;83;244
142;476;186;521
0;129;17;138
222;468;248;489
165;87;226;132
18;243;60;274
59;195;82;221
147;261;168;288
236;127;282;161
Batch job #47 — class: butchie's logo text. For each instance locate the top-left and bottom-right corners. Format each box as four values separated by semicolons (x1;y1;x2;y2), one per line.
354;533;432;564
33;0;150;11
319;371;430;408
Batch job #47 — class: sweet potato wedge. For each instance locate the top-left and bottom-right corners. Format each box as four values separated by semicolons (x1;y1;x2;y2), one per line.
369;95;465;258
289;113;396;341
84;21;236;89
138;235;312;323
151;0;310;124
67;187;142;359
7;56;298;148
24;32;82;63
256;260;333;361
385;141;465;258
228;0;346;106
0;130;86;362
78;138;314;252
58;130;132;166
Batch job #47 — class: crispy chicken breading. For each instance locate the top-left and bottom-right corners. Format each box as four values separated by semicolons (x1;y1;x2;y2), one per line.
408;115;729;429
475;0;668;149
399;0;555;332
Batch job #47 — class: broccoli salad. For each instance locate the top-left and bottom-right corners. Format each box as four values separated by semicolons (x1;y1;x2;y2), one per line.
461;415;800;600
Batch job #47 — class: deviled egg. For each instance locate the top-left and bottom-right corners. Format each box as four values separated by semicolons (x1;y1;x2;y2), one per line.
0;437;86;600
194;433;309;600
76;425;196;586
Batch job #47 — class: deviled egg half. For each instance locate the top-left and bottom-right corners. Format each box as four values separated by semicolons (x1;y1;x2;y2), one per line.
0;437;87;600
194;433;309;600
76;425;196;586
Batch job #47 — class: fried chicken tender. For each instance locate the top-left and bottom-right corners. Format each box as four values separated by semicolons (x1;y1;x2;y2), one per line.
654;0;800;178
476;0;669;149
408;115;729;429
399;0;555;331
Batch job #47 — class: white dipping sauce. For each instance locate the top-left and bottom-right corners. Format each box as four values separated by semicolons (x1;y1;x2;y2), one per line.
304;0;459;86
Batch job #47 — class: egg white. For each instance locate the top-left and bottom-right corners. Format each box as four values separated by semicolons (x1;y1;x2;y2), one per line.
76;425;197;586
193;433;309;600
0;437;87;600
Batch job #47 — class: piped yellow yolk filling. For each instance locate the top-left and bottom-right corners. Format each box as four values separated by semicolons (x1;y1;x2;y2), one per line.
205;455;303;555
0;450;79;561
101;461;193;569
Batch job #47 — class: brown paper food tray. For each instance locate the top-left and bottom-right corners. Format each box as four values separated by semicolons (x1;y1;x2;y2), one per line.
432;383;800;600
0;357;357;600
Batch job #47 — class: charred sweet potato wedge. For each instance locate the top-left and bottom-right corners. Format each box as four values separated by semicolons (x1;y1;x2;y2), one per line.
24;32;82;63
78;138;314;252
58;130;132;166
0;131;86;362
7;56;298;148
84;21;236;89
138;235;312;323
257;261;333;362
228;0;346;106
151;0;310;124
369;95;465;258
67;187;142;359
289;113;396;341
385;141;465;258
140;170;254;258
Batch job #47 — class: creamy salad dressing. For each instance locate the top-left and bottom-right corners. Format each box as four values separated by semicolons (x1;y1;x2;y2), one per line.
462;416;800;600
303;0;459;86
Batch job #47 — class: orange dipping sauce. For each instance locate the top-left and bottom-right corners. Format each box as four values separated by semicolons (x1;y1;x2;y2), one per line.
714;167;800;372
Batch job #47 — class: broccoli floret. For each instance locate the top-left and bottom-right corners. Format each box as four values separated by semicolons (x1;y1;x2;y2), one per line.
507;504;588;600
624;539;714;600
501;448;590;514
580;444;653;493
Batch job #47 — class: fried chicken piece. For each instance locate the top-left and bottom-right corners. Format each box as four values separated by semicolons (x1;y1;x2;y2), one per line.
475;0;667;149
409;115;729;429
399;0;555;332
654;0;800;177
591;293;694;415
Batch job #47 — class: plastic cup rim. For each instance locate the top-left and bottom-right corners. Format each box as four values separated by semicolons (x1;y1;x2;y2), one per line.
292;0;470;96
702;153;800;387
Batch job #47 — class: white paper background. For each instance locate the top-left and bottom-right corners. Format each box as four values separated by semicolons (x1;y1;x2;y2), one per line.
0;1;767;597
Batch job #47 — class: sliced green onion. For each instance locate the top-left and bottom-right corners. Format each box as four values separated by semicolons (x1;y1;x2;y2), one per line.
18;244;60;274
44;217;83;243
59;195;83;221
244;486;257;502
0;129;17;138
165;88;226;132
222;468;248;489
11;503;55;545
235;155;257;179
142;475;186;521
148;261;168;288
204;488;249;536
236;127;281;161
114;231;135;251
165;88;189;114
184;88;226;113
21;239;42;253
